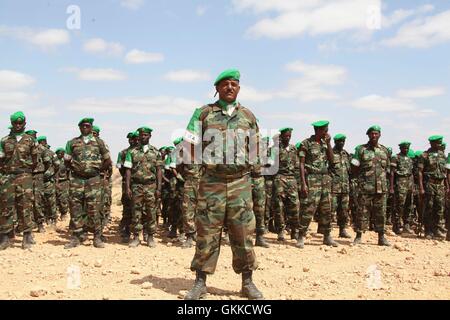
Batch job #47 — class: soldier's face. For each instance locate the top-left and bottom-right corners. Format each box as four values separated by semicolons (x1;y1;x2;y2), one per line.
12;119;26;132
315;126;328;139
400;146;409;155
335;139;345;149
93;131;99;138
430;141;441;150
368;131;380;144
280;132;291;145
140;132;151;145
216;79;240;103
57;152;64;159
79;123;92;136
39;140;47;147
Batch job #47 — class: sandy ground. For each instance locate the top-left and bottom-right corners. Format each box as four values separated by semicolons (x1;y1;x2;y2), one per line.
1;172;449;300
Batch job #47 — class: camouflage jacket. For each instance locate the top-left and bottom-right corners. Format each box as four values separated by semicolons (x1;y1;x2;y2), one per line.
43;148;59;181
391;153;413;177
33;143;51;174
0;132;37;174
418;149;447;181
351;143;390;194
275;144;299;177
124;143;163;184
299;136;330;175
184;101;259;176
331;147;350;194
56;156;69;181
65;134;110;177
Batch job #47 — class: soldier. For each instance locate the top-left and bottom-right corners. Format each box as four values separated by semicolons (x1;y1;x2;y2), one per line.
0;111;38;250
390;141;415;235
386;147;394;227
264;135;276;233
124;126;163;248
166;143;183;239
418;135;448;240
55;148;69;221
64;117;112;249
272;128;300;243
446;152;450;241
331;134;352;238
160;146;173;229
298;121;338;248
183;69;263;300
174;137;201;249
351;125;391;246
116;131;139;243
37;136;59;226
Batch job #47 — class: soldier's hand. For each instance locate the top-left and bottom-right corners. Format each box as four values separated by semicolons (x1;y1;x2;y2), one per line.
324;133;331;144
155;189;162;199
301;184;309;197
389;187;395;195
126;188;133;200
419;188;425;197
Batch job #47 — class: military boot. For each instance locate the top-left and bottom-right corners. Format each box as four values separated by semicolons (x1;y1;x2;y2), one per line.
433;229;446;240
8;229;15;239
128;234;140;248
0;234;10;250
37;223;45;233
241;271;264;300
181;234;194;249
290;229;298;240
147;234;156;248
446;230;450;242
167;228;177;239
402;224;414;234
185;271;207;300
29;233;36;245
277;230;285;242
339;227;351;238
378;232;391;246
323;232;338;247
21;232;34;250
353;232;362;245
255;233;269;248
64;234;81;249
296;235;305;249
93;231;105;248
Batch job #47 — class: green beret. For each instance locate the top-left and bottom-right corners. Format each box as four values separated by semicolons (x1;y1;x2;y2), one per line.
173;137;183;146
279;127;293;134
131;131;139;138
92;125;100;133
56;147;65;153
442;142;447;147
78;117;94;126
399;141;411;147
138;126;153;134
37;136;47;142
25;130;37;135
8;125;12;130
428;135;443;142
407;149;415;159
295;142;302;150
166;146;175;151
311;120;330;128
10;111;25;123
214;69;240;86
387;147;392;153
366;125;381;134
126;132;135;139
334;134;346;141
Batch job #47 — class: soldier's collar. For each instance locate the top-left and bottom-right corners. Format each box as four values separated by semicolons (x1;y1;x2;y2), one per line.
217;99;238;109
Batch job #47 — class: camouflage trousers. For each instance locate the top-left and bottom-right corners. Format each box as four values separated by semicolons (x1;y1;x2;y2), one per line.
332;193;350;228
252;176;266;235
191;173;257;275
0;173;34;234
161;186;170;224
43;179;57;221
299;174;332;235
394;177;414;227
69;175;102;234
131;182;157;235
272;175;299;233
355;193;386;233
120;181;132;232
264;178;274;232
32;173;45;225
423;181;445;234
181;177;199;236
56;180;69;216
168;177;183;233
386;192;395;224
349;179;359;226
100;177;112;218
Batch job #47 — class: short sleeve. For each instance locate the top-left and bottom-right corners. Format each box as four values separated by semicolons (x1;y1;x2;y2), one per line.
0;139;5;158
184;108;203;145
64;140;73;160
98;139;111;160
351;147;362;167
123;151;133;169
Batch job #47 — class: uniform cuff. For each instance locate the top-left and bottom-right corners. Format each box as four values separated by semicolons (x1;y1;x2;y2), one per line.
351;159;360;167
123;161;132;169
446;164;450;170
184;130;200;145
64;154;72;161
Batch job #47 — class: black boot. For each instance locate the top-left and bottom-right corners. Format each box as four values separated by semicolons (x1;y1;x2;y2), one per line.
93;231;105;248
37;223;45;233
241;271;264;300
402;224;413;234
353;232;362;245
255;234;269;248
378;232;391;246
296;235;305;249
277;230;285;241
323;232;338;247
147;234;156;248
0;233;10;251
339;227;351;238
182;234;194;249
433;229;446;240
128;233;140;248
22;232;34;250
185;271;207;300
64;234;81;249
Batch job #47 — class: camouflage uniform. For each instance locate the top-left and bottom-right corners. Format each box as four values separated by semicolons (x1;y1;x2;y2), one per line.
331;147;351;229
272;144;300;234
391;153;414;230
55;155;70;218
264;146;275;232
177;161;200;237
124;144;163;236
117;149;133;234
349;174;359;227
42;147;58;222
65;134;110;236
351;144;390;233
418;149;447;235
32;143;48;227
99;167;113;228
298;136;332;236
185;101;258;274
0;132;37;235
